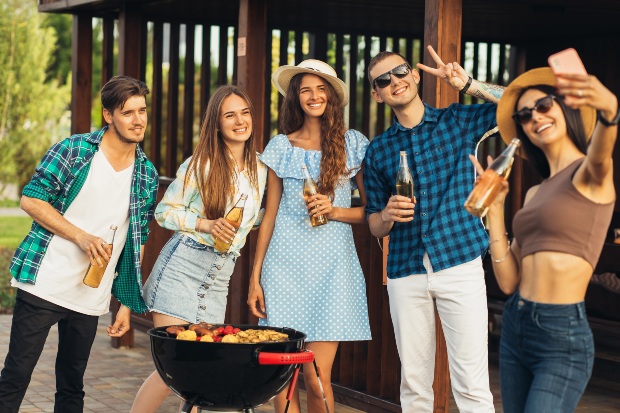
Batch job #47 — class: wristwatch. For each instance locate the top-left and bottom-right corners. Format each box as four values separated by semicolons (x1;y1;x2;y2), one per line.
597;109;620;126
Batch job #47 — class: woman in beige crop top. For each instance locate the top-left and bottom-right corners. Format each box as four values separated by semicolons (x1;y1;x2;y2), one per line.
471;66;617;413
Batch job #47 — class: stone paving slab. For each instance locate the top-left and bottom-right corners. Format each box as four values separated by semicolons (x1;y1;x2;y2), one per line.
1;314;619;412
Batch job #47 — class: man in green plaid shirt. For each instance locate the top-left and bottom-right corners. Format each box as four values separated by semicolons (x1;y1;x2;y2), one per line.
0;76;159;413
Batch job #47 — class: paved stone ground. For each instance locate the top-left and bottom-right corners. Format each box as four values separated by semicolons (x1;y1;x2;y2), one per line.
0;314;619;412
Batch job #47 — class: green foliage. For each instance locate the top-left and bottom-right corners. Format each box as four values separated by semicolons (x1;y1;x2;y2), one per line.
0;247;16;313
0;216;30;312
42;13;72;85
0;0;71;192
0;216;32;250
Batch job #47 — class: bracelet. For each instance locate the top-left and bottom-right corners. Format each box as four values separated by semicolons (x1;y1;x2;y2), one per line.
490;239;511;263
460;76;473;94
597;109;620;126
489;232;508;246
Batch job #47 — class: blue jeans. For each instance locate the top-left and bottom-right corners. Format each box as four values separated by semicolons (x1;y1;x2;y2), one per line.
499;292;594;413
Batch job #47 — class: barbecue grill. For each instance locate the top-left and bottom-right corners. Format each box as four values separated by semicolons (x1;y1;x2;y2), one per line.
148;324;316;413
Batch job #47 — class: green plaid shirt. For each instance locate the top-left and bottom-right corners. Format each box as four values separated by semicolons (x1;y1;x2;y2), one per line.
9;127;159;313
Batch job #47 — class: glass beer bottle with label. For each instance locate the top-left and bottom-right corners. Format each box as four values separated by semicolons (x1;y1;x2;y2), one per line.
83;224;118;288
396;151;414;200
464;138;521;218
302;164;327;227
213;193;248;252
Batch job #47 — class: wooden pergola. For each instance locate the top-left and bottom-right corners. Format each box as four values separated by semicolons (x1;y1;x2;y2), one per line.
37;0;620;411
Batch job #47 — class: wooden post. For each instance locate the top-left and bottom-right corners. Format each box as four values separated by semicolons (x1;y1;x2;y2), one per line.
237;0;267;149
71;14;92;135
111;2;145;349
423;0;463;411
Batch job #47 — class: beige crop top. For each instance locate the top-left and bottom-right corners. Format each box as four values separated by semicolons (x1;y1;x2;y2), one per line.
513;158;614;268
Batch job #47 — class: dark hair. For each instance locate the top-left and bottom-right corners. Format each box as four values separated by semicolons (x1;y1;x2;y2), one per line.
101;76;150;113
278;73;348;198
185;85;258;219
515;84;588;178
367;51;409;83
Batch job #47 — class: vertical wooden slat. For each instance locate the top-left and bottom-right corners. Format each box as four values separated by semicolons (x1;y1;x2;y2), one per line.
348;34;358;130
423;0;463;411
277;29;289;116
486;44;493;83
101;16;114;128
183;24;195;159
498;43;507;85
362;34;372;137
218;26;228;85
165;22;180;177
118;2;143;78
151;21;163;170
314;31;328;62
335;33;344;80
295;29;303;63
71;14;92;135
376;36;387;137
264;29;273;145
200;23;212;119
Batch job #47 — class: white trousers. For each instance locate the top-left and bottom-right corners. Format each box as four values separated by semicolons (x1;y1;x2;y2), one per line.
387;253;495;413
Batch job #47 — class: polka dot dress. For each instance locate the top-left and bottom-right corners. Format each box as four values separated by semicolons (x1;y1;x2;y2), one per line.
258;131;372;342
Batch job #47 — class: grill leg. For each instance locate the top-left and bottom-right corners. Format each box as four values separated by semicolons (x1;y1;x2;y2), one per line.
181;401;194;413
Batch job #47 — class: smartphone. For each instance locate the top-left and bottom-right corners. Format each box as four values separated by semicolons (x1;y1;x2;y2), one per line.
548;48;587;76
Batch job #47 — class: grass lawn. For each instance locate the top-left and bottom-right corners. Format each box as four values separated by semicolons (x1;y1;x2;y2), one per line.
0;216;32;249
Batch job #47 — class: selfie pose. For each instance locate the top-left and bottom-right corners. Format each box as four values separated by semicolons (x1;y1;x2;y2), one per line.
479;66;617;412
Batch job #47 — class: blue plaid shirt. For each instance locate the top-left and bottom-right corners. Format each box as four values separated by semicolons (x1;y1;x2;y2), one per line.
364;102;496;278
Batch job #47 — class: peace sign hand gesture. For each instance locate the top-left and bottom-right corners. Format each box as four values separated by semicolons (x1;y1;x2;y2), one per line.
416;45;470;92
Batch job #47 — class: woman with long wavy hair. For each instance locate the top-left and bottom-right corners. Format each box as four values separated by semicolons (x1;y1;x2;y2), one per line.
131;85;267;413
248;60;371;413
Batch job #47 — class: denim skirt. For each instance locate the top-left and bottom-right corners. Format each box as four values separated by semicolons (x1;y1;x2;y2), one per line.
143;233;237;323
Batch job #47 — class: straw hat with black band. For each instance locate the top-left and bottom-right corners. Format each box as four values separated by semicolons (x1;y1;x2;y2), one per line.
496;67;597;147
271;59;349;107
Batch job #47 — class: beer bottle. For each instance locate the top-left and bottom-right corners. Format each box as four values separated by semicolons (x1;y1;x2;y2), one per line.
83;224;118;288
396;151;414;200
302;164;327;227
464;138;521;218
213;193;248;252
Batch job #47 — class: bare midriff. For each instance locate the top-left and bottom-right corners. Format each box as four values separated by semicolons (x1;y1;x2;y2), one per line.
518;251;593;304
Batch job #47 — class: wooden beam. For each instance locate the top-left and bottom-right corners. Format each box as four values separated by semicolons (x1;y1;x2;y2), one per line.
423;0;463;412
118;2;143;78
71;14;92;135
114;1;144;348
237;0;267;149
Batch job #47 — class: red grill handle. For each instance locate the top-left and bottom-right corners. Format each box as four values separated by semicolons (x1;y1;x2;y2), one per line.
258;349;314;365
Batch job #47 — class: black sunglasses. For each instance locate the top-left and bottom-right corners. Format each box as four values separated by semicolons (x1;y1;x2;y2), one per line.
512;95;558;125
372;63;412;89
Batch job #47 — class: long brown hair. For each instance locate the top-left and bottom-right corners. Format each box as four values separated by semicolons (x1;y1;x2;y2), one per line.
185;85;258;219
278;73;348;198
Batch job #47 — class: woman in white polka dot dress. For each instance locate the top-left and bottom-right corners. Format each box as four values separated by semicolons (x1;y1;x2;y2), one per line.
248;59;372;413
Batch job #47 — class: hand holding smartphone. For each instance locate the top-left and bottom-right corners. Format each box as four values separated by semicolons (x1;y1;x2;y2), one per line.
548;48;587;76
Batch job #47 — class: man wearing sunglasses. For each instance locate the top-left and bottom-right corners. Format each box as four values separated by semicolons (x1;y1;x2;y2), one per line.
363;45;504;413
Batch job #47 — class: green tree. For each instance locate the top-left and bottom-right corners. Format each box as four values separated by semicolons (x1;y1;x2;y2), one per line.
42;13;72;85
0;0;70;193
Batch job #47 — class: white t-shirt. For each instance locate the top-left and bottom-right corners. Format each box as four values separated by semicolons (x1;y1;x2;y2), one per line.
14;150;133;316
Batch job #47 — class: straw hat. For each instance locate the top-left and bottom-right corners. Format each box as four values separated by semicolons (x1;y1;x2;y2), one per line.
496;67;596;146
271;59;349;107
